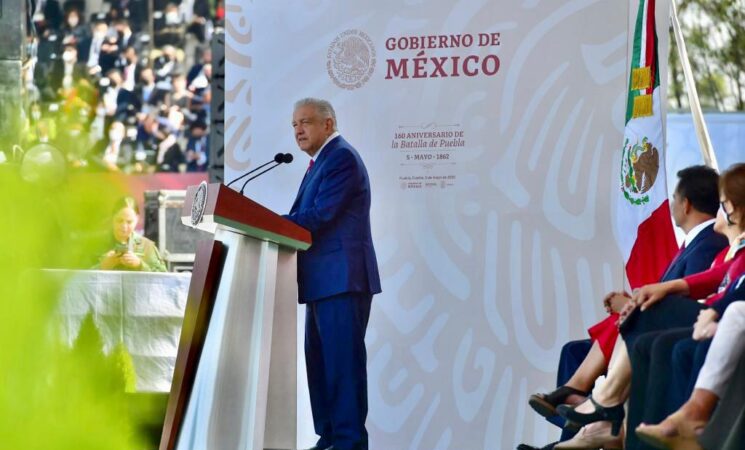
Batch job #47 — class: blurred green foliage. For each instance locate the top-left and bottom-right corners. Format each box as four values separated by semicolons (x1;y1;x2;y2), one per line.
0;166;153;449
670;0;745;111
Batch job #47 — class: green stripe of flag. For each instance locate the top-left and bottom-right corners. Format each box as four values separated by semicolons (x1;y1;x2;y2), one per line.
626;0;652;124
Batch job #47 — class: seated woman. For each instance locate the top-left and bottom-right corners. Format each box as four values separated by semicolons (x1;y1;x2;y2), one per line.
624;234;745;450
633;169;745;449
621;165;745;449
635;291;745;449
554;163;745;450
96;197;167;272
528;166;724;422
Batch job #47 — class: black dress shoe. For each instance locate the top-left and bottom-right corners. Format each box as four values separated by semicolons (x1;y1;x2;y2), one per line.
517;441;557;449
529;385;588;419
556;395;625;436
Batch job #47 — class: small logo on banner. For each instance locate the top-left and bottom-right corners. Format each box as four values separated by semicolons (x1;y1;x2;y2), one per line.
327;30;376;90
620;136;659;205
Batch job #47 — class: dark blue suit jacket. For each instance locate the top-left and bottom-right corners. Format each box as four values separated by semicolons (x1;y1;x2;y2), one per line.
659;223;728;282
286;135;382;303
618;222;727;336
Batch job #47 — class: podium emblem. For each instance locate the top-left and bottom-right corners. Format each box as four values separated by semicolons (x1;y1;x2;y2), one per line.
191;181;208;226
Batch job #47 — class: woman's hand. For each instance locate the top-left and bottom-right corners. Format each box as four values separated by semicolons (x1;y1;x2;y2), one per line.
693;309;720;341
99;250;120;270
633;283;669;311
119;251;142;269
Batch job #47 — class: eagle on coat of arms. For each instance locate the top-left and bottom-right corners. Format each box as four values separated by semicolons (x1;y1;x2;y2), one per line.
620;136;660;206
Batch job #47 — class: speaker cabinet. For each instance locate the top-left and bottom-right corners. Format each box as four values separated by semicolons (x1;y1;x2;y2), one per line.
144;190;213;271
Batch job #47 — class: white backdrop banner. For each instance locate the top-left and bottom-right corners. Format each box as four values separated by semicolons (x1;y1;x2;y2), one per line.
225;1;669;448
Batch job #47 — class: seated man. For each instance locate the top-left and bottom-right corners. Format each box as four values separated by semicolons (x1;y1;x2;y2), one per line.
555;162;745;450
520;165;726;450
635;281;745;449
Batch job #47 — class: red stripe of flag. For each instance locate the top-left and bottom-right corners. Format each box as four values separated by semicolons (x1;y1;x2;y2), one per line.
645;0;656;95
625;199;679;288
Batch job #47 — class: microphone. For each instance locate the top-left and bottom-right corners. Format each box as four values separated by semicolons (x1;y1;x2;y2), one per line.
239;153;294;194
225;153;284;188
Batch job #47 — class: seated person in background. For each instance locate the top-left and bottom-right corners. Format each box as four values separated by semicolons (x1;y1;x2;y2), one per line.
102;69;140;125
521;166;726;450
90;121;136;171
185;120;208;172
168;73;193;110
555;163;745;450
135;67;166;113
154;4;187;48
187;48;211;89
153;45;181;84
635;284;745;450
156;107;187;172
96;197;166;272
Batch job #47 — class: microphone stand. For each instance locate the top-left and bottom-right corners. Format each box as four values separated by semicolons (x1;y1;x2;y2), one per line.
239;162;281;194
225;159;276;188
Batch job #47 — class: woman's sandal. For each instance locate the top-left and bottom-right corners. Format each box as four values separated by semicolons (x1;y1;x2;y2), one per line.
528;385;589;419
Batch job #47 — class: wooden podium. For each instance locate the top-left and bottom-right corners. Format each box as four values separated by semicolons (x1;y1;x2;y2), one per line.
159;182;311;450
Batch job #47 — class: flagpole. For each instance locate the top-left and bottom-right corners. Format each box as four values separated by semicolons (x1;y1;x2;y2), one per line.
669;0;719;171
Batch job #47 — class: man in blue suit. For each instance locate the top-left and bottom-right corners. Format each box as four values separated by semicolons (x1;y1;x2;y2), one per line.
285;98;381;450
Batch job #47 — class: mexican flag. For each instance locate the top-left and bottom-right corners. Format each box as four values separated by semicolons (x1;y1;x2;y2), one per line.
616;0;678;288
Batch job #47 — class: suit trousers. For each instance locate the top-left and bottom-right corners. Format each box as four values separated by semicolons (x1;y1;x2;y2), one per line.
620;295;705;350
553;339;593;442
627;328;692;450
669;336;710;411
305;293;372;450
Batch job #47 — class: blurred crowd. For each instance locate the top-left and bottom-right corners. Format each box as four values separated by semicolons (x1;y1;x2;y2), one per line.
24;0;223;173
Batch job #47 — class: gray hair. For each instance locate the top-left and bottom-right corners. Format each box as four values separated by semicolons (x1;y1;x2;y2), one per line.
294;98;338;130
